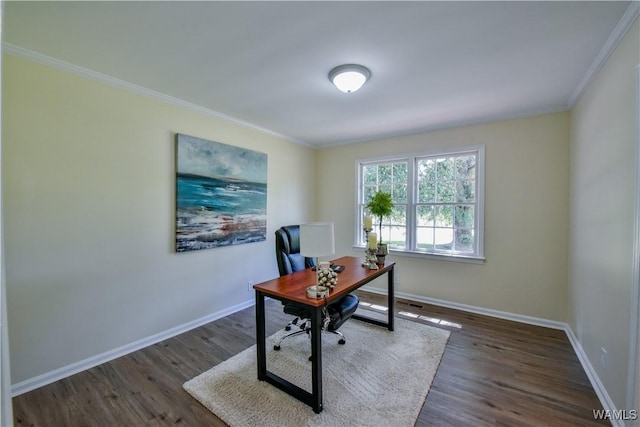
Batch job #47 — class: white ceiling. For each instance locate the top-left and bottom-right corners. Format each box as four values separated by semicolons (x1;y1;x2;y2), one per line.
3;1;634;147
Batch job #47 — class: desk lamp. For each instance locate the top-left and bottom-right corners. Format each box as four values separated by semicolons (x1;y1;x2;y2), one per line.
300;222;335;298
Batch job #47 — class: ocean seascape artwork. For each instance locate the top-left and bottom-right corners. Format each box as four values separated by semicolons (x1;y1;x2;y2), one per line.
176;134;267;252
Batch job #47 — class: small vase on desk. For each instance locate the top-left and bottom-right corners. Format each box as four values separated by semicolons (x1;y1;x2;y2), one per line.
376;243;388;265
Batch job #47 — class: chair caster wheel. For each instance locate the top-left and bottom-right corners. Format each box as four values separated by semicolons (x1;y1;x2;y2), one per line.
285;326;291;331
338;339;346;345
274;345;281;351
308;355;313;361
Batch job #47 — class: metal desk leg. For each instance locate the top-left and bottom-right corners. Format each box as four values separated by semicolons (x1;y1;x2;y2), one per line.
388;265;395;331
310;305;323;413
255;290;266;381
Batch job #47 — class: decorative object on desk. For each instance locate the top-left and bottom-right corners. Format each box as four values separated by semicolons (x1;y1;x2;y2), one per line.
365;231;379;270
175;133;267;252
300;222;335;297
362;217;376;268
376;243;389;265
366;190;394;264
184;316;449;427
306;285;329;299
317;261;338;289
364;214;373;230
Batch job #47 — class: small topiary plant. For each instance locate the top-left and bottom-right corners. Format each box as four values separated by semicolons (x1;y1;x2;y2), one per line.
366;191;394;244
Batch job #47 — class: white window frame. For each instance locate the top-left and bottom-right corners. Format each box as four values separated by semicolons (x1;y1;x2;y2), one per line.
354;145;485;264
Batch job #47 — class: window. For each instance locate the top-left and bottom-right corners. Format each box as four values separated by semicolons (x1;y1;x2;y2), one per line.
356;146;484;262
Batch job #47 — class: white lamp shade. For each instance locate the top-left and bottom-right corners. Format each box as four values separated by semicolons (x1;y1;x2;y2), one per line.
300;222;335;258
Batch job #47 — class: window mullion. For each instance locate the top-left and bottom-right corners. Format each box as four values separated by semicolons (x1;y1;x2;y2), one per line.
408;158;416;251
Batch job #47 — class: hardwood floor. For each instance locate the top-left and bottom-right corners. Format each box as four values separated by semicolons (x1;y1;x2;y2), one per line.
12;291;606;426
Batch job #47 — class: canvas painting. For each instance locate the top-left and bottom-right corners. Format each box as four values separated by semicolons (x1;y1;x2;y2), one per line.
176;134;267;252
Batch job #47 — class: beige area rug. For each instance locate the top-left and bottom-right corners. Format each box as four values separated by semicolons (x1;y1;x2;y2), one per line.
183;316;450;427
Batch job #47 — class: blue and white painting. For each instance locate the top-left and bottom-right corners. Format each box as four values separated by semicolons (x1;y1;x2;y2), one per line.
176;134;267;252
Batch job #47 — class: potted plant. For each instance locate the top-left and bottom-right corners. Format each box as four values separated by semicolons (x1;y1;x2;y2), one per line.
366;190;394;263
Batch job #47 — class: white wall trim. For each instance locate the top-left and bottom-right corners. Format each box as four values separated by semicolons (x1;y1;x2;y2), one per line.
629;63;640;422
0;1;13;425
568;2;640;108
1;43;308;148
362;285;567;329
11;298;255;397
361;285;621;423
565;327;624;427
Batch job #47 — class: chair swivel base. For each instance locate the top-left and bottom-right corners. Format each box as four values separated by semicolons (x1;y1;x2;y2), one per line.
273;328;346;352
274;325;308;350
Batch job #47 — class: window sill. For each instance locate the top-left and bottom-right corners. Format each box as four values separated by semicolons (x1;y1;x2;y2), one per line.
352;245;485;265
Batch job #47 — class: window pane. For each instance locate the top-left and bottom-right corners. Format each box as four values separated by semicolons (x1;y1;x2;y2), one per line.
456;180;475;202
378;224;390;243
436;158;454;180
416;227;434;250
363;165;377;185
418;159;436;181
455;229;474;253
455;155;476;179
379;184;392;195
434;228;453;250
436;180;455;202
454;205;474;229
418;182;436;203
393;184;407;203
376;205;407;248
393;163;408;182
363;186;377;202
379;164;392;184
358;205;367;244
379;224;404;246
416;205;434;226
388;226;406;248
436;206;453;227
390;205;407;226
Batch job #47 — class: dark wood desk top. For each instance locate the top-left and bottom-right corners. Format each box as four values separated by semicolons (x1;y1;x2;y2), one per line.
253;256;394;307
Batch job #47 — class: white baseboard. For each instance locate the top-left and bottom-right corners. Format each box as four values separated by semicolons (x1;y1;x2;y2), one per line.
564;328;622;427
11;298;255;397
361;285;620;425
12;287;622;426
361;285;567;329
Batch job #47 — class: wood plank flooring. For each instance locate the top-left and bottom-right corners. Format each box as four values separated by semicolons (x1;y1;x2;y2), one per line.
12;291;607;426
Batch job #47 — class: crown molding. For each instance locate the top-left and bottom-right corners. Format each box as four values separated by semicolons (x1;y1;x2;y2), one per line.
568;1;640;108
2;43;310;147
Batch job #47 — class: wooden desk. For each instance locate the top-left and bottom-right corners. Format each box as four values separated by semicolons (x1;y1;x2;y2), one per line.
253;255;395;413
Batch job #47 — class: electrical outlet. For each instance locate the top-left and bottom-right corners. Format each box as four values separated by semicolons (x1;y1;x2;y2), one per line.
247;280;254;292
600;347;607;370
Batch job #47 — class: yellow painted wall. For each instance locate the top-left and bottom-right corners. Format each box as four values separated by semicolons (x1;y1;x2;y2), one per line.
2;54;316;383
569;18;639;409
316;112;570;321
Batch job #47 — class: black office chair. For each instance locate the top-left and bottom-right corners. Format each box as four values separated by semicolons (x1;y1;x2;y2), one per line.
274;225;359;350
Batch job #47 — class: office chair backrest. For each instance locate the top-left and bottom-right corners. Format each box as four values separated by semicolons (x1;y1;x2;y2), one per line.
275;225;316;276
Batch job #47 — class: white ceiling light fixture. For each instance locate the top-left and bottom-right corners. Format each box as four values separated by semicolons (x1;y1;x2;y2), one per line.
328;64;371;93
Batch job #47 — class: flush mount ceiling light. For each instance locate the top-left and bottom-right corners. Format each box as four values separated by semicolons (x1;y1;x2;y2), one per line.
328;64;371;93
